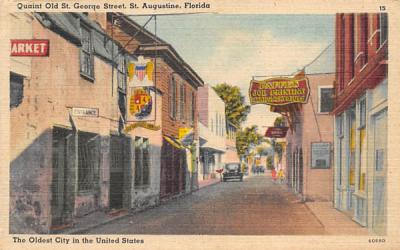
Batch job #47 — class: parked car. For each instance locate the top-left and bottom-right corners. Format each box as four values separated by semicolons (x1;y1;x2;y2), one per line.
223;163;243;182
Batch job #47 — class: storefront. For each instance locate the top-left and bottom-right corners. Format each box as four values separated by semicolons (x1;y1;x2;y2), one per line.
334;79;387;233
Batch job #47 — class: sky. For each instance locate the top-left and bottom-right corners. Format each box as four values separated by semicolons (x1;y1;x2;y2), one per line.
131;14;335;131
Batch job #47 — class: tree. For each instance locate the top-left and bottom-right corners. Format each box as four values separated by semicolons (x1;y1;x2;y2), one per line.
213;83;251;127
272;116;285;163
235;125;264;157
274;116;286;127
266;156;274;170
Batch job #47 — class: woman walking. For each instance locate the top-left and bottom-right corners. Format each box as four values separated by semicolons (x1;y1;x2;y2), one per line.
271;168;277;182
278;169;285;184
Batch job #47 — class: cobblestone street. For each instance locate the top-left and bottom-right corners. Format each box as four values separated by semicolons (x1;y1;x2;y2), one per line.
86;175;326;235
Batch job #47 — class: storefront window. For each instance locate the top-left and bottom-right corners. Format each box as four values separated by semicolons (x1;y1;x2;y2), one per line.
358;98;366;192
349;108;356;187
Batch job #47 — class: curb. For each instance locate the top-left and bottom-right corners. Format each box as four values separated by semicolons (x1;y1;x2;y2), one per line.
303;202;326;231
60;212;132;234
198;180;221;190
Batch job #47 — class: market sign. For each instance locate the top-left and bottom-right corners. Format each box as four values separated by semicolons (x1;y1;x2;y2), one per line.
10;39;49;57
265;127;289;138
249;77;310;106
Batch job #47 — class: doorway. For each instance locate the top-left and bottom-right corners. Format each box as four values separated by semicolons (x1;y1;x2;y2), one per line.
109;135;131;209
51;127;76;228
372;109;387;235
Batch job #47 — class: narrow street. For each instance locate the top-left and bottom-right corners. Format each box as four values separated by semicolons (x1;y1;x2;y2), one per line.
86;175;325;235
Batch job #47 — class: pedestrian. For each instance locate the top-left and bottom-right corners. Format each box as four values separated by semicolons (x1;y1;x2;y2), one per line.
278;169;285;184
271;168;277;182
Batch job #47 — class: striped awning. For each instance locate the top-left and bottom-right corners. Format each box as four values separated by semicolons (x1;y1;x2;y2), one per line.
163;135;184;149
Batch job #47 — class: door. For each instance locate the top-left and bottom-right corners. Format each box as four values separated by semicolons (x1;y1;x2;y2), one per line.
51;128;76;227
372;109;387;235
299;149;303;194
110;135;125;209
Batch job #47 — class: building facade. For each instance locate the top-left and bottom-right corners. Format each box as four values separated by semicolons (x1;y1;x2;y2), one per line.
9;13;131;233
106;13;203;199
198;84;226;180
284;43;335;202
333;13;388;235
225;122;240;165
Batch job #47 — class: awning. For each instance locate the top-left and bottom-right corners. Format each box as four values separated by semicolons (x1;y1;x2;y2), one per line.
163;135;184;149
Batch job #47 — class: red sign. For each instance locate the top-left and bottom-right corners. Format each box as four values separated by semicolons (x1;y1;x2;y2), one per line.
265;127;289;138
249;77;310;106
10;39;49;57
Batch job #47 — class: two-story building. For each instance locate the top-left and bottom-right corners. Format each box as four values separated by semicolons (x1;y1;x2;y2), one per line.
106;13;203;199
198;84;226;180
284;43;335;202
9;12;132;233
333;13;388;235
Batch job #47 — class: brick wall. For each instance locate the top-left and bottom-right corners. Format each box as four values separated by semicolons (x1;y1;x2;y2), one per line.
334;13;388;114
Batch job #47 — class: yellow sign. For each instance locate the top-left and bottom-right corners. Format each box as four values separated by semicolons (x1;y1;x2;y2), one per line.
124;122;161;133
178;128;192;140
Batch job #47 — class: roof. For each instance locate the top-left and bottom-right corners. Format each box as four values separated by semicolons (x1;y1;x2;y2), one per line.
137;43;204;88
34;13;133;64
110;13;204;88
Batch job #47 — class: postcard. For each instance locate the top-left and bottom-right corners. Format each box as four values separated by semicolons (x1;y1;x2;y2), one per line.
1;0;399;249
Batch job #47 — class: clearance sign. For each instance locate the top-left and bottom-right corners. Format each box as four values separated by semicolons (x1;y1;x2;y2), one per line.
249;77;310;106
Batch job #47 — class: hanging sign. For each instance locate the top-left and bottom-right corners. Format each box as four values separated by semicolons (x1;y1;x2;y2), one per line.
249;77;310;106
11;39;49;57
127;56;156;122
124;122;160;133
265;127;289;138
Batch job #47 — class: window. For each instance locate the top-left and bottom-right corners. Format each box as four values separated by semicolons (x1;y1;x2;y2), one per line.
358;97;367;192
188;90;195;125
361;14;369;65
180;83;186;121
339;14;345;91
134;137;150;187
191;91;195;125
78;132;99;192
10;72;24;109
169;75;177;119
379;13;388;46
353;14;359;60
318;87;334;113
80;26;94;79
117;55;127;120
349;108;356;188
350;14;355;79
117;55;126;92
215;113;218;135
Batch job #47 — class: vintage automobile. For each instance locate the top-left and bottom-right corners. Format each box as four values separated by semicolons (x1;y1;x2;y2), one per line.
223;163;243;182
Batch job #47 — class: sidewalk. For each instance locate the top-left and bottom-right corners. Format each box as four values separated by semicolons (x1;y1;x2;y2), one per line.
305;201;369;235
59;180;221;234
198;177;221;189
56;209;131;234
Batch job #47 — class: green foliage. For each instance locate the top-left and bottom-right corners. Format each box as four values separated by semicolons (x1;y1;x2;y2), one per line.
236;125;264;156
266;156;274;170
213;83;251;127
256;145;269;156
274;116;286;127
